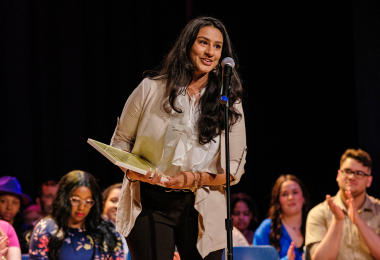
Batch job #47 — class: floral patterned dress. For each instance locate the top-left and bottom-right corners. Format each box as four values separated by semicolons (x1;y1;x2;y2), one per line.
29;218;124;260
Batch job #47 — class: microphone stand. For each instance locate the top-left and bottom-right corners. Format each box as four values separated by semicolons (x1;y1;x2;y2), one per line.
221;85;233;260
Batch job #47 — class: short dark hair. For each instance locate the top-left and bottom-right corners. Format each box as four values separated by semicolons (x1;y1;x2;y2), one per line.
340;148;372;170
37;180;58;198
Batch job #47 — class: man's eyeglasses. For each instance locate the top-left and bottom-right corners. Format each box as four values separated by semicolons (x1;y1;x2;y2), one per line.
340;169;371;179
70;196;95;208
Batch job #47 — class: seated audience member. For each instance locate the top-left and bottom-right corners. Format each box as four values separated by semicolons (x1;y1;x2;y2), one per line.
102;183;182;260
24;204;42;228
231;192;258;245
306;149;380;260
102;183;122;224
102;183;129;259
0;220;21;260
232;226;250;246
254;175;311;260
29;170;124;260
35;180;58;217
0;176;31;253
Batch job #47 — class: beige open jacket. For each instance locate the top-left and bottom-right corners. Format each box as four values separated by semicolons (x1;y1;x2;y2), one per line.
111;78;247;258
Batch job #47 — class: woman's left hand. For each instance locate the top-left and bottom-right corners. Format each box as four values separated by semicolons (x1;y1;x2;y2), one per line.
163;171;194;189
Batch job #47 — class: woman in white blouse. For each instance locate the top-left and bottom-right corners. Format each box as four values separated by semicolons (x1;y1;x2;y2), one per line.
111;17;247;260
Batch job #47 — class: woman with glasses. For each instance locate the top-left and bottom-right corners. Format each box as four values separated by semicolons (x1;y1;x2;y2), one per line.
254;175;311;260
29;170;124;260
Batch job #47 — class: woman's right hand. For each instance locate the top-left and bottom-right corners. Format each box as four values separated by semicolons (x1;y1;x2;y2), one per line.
0;236;9;256
287;241;295;260
119;167;163;185
326;194;345;221
173;252;181;260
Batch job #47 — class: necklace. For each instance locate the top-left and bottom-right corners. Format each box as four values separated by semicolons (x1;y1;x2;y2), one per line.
282;219;301;231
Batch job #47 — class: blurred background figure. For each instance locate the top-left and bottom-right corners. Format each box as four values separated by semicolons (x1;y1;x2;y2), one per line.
29;170;124;259
0;176;31;254
254;175;311;260
102;183;129;259
102;183;180;260
102;183;122;224
0;219;21;260
24;204;42;228
35;180;58;217
231;192;258;245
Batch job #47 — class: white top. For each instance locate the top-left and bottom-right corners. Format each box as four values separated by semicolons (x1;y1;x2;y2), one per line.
157;88;220;176
232;227;250;247
111;78;247;258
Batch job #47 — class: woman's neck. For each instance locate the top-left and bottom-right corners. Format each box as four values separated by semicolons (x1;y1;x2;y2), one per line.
281;213;303;230
188;73;208;95
1;217;15;226
68;219;86;229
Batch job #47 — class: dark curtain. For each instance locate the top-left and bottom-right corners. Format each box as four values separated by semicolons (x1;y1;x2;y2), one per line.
1;0;188;201
2;0;379;221
353;0;380;198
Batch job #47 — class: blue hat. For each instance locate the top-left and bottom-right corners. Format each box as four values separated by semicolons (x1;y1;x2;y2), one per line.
0;176;32;206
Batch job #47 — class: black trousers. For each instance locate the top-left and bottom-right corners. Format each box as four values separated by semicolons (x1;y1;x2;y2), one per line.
126;182;223;260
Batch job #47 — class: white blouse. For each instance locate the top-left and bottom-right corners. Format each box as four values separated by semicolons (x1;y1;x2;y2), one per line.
157;88;220;177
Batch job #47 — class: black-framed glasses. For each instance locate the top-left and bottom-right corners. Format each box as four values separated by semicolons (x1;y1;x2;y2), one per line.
70;196;95;208
340;169;371;179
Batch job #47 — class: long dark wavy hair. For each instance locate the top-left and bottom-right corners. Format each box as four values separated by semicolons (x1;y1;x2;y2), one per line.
48;170;118;260
150;16;243;145
268;175;311;252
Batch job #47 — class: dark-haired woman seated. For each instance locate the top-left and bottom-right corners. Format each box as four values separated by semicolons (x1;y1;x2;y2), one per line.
29;170;124;260
231;192;258;245
254;175;310;260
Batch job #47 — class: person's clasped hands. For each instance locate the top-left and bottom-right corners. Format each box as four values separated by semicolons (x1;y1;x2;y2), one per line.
326;189;358;223
0;235;9;257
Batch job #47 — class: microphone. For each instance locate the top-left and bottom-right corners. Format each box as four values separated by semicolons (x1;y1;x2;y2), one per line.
220;57;235;105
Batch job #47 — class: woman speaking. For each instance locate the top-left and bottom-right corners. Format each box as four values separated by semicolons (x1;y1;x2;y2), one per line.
111;17;247;260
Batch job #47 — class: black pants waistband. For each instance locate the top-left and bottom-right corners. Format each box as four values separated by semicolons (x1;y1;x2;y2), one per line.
140;181;191;194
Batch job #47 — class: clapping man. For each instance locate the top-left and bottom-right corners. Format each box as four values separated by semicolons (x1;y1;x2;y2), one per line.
306;149;380;260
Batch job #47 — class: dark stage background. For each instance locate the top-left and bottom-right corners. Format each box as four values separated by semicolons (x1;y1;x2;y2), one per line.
1;0;379;224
